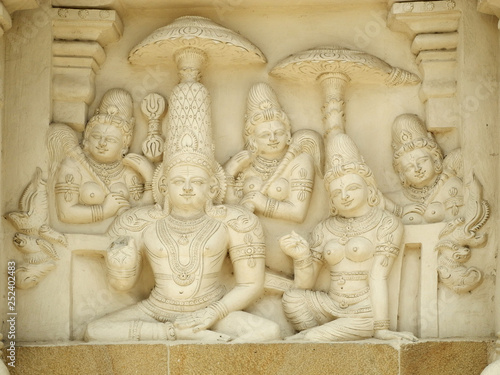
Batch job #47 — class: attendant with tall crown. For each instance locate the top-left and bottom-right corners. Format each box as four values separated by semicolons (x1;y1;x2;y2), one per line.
224;82;322;223
390;114;464;224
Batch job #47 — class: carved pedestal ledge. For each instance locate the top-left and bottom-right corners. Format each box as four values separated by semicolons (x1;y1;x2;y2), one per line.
3;340;491;375
388;1;460;132
51;8;123;131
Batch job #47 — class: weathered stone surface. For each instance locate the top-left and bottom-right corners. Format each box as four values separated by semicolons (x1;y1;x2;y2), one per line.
2;340;491;375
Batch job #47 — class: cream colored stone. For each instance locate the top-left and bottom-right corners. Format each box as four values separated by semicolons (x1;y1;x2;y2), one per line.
2;340;491;375
388;1;461;38
0;0;498;372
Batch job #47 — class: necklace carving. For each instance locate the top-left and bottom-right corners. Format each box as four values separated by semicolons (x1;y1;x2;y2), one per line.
403;174;443;203
87;157;124;185
157;215;221;286
327;207;382;245
251;155;281;180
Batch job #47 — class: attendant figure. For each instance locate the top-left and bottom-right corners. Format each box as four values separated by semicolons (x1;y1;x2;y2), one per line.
224;83;322;223
53;89;154;224
280;133;415;342
390;114;463;224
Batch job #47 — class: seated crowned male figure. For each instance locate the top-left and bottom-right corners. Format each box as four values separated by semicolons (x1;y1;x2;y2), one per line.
85;78;280;342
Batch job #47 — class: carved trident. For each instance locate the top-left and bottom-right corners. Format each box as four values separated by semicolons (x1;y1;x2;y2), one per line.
141;93;166;163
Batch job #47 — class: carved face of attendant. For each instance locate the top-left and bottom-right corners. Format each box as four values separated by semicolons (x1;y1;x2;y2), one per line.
86;123;125;164
399;148;437;189
166;164;214;216
253;120;290;159
329;174;371;218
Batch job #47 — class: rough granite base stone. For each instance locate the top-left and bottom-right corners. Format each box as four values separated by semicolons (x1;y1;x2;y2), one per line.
3;339;491;375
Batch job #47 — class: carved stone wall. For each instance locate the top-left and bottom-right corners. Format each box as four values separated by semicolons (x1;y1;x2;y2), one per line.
0;0;499;373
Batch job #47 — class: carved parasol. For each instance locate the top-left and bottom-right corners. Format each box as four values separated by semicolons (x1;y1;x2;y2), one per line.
270;46;420;166
129;15;266;82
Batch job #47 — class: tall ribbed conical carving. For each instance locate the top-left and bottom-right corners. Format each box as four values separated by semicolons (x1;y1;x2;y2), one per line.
164;81;215;175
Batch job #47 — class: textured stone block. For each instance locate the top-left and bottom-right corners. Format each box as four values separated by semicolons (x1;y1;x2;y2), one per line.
7;344;168;375
400;340;490;375
1;340;492;375
169;342;398;375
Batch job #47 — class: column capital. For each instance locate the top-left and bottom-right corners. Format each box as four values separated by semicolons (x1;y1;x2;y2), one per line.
388;1;461;39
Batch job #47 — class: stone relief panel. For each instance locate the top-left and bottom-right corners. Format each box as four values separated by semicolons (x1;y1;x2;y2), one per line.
2;3;495;347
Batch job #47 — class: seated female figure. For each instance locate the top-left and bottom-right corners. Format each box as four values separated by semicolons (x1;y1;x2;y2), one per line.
280;134;415;342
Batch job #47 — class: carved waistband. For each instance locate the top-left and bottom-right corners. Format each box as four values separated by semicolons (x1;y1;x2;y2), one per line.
149;285;226;309
329;287;370;309
155;272;219;280
331;271;368;283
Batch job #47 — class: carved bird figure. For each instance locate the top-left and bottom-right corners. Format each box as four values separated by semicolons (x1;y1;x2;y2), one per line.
5;167;48;234
5;167;67;246
13;232;59;264
439;173;490;247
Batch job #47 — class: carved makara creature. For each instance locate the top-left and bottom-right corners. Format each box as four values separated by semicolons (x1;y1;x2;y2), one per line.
224;82;323;223
5;167;66;289
13;233;59;264
0;333;9;375
436;174;490;293
5;167;67;246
